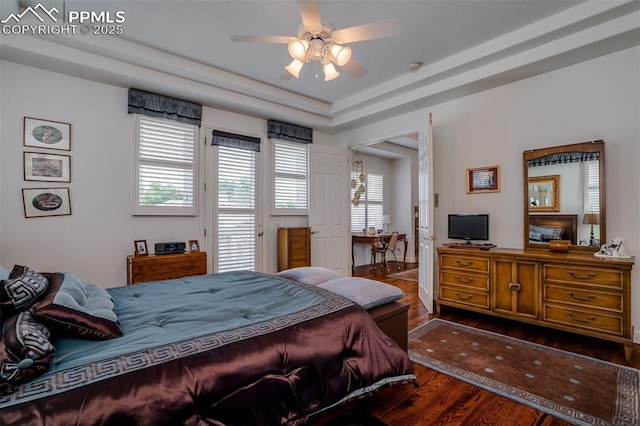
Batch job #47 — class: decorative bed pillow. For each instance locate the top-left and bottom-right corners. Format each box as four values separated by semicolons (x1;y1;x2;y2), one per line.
0;310;55;396
0;265;49;317
318;277;405;310
276;267;343;286
530;225;564;241
31;273;122;340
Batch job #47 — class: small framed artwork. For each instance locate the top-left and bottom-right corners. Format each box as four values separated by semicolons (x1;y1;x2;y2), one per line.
189;240;200;253
134;240;148;256
24;117;71;151
24;152;71;182
22;187;71;218
467;165;500;194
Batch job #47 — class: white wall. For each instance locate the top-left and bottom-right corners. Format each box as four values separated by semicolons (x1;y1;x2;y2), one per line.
0;61;333;285
341;46;640;340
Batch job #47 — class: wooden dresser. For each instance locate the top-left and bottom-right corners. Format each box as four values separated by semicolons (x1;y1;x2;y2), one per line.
436;246;635;359
127;252;207;285
277;227;311;272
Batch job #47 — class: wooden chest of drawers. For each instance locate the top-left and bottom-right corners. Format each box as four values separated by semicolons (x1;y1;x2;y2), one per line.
127;252;207;285
277;227;311;272
436;246;634;360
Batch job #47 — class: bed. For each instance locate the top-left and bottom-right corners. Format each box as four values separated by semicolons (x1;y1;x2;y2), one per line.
0;267;416;426
528;214;578;244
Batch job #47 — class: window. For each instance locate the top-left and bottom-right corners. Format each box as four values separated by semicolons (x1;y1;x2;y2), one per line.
216;146;257;272
584;160;599;213
134;116;198;215
351;172;383;231
273;139;308;213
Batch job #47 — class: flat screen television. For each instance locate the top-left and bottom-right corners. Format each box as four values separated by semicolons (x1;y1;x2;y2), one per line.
448;214;489;242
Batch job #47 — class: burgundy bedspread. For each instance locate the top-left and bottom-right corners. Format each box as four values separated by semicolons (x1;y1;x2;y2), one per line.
1;272;415;425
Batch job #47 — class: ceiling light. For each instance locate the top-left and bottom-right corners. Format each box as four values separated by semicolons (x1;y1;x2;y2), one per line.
323;63;340;81
287;38;308;61
330;44;352;66
285;59;304;78
408;62;422;72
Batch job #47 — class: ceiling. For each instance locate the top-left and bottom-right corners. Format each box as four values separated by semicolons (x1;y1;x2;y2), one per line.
1;0;639;135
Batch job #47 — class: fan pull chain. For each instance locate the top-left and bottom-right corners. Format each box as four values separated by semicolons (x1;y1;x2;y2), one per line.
315;61;319;79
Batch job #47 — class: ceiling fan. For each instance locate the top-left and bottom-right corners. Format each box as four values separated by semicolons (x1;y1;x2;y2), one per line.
230;0;401;81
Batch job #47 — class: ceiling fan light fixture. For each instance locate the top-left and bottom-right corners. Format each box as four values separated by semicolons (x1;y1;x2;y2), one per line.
285;59;304;78
287;38;309;61
323;62;340;81
330;44;352;66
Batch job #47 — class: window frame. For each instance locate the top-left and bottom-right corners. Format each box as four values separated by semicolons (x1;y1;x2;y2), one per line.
271;138;309;216
134;115;199;216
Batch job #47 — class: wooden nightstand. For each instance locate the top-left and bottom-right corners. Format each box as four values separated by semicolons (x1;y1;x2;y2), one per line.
127;252;207;285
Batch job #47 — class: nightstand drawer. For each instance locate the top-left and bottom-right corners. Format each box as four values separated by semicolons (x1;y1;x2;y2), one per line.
441;255;489;273
543;305;623;336
544;265;623;289
440;286;489;309
440;271;489;290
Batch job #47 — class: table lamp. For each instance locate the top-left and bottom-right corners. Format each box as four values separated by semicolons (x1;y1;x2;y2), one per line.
582;213;599;246
382;215;390;233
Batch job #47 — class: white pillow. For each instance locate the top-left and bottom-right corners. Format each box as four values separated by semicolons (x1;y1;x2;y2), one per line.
0;266;9;280
318;277;405;309
276;267;343;286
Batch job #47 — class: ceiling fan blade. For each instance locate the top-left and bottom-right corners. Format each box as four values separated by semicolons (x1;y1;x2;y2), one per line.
279;69;294;80
333;18;401;44
340;59;368;79
230;35;292;44
296;0;322;30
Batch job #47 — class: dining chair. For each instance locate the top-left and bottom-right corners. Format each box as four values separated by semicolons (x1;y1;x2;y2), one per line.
372;231;400;271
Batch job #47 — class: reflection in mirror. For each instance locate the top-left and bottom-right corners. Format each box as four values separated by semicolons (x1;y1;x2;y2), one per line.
523;140;605;252
528;175;560;211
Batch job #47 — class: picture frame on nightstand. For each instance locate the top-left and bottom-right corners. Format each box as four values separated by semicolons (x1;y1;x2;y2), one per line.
189;240;200;253
134;240;148;256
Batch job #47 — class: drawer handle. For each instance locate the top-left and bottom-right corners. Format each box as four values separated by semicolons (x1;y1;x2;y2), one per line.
455;276;473;284
567;271;595;280
567;292;596;302
567;312;596;323
454;292;473;301
455;260;473;267
508;282;521;292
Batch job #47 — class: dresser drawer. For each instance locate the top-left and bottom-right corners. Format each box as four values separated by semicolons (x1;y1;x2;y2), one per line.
544;265;623;289
543;304;623;336
441;255;489;273
544;285;622;312
440;286;489;309
440;271;489;290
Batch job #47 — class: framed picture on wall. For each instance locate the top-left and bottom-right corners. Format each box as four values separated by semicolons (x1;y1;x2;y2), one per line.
24;152;71;182
23;117;71;151
22;187;71;218
467;165;500;193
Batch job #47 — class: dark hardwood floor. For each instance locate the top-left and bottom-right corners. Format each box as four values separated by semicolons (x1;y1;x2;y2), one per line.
341;261;639;426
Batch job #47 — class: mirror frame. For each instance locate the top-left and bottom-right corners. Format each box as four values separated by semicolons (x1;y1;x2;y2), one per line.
523;140;605;252
528;174;560;212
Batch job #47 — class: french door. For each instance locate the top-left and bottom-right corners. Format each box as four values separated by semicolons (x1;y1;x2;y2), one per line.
213;145;262;272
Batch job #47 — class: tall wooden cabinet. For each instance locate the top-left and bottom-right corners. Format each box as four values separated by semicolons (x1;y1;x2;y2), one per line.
436;246;635;360
277;227;311;272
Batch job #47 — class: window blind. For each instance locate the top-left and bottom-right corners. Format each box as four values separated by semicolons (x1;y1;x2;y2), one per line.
585;160;599;213
351;172;383;231
274;140;308;210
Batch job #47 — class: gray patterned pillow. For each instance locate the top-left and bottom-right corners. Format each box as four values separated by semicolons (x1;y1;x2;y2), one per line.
0;265;49;316
0;310;54;395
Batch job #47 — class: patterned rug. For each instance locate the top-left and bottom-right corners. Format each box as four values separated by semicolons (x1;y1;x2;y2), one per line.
409;319;639;426
388;268;418;282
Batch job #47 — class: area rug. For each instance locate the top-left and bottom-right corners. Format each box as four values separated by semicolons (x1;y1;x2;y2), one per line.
408;319;639;426
388;268;418;282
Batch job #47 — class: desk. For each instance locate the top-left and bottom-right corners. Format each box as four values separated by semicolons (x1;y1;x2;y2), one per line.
352;233;407;269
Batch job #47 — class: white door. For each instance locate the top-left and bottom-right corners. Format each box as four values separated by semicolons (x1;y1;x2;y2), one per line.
309;144;350;275
418;113;435;311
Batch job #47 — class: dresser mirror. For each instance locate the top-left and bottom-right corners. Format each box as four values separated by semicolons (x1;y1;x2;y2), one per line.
523;140;605;252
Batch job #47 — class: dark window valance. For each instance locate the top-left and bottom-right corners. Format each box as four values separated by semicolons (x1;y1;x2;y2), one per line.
267;119;312;144
528;152;599;167
128;88;202;126
212;130;261;152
